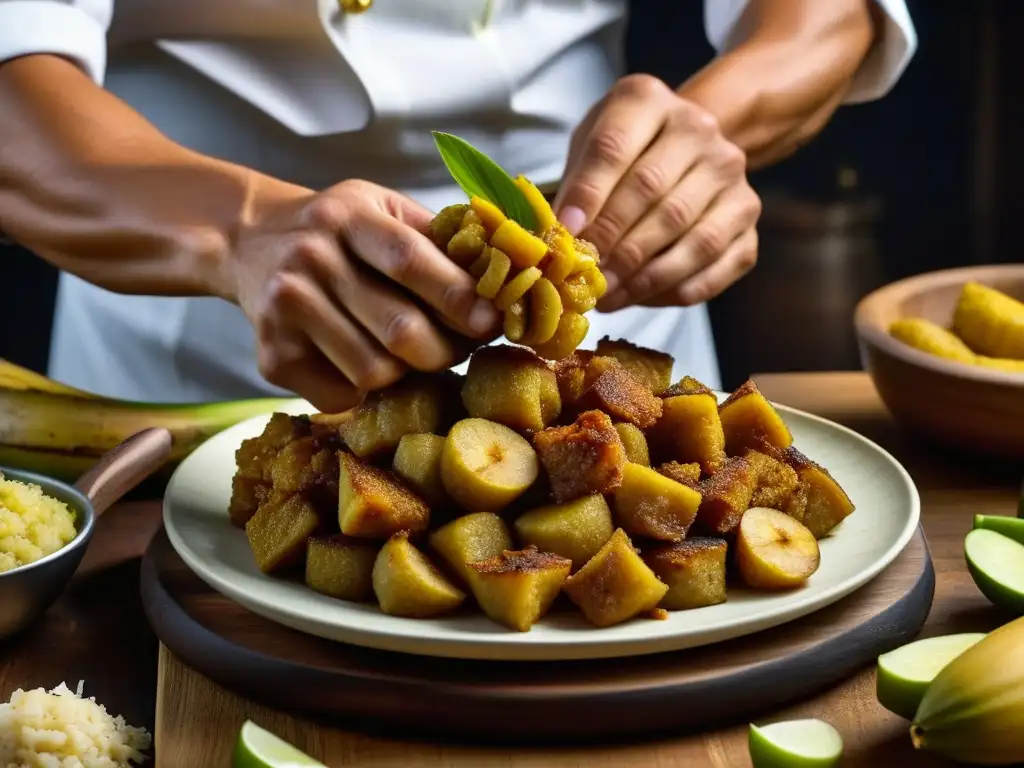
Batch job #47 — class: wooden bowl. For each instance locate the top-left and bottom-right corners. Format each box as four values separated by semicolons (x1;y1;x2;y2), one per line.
854;264;1024;460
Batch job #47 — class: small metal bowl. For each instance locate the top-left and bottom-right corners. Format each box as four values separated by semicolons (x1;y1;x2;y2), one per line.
0;428;172;639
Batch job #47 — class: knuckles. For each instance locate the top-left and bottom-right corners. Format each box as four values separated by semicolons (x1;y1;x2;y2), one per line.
586;127;633;168
614;73;671;101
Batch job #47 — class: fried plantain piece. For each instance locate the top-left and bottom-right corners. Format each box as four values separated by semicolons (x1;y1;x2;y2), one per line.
533;410;627;504
695;456;758;536
594;337;674;395
338;452;430;539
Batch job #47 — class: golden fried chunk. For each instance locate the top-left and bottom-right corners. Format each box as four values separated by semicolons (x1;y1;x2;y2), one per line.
491;220;549;270
470;196;507;234
429;512;514;587
495;266;543;312
532;312;590;360
533;410;626;504
504;297;528;342
552;350;595;408
475;246;512;300
613;462;702;542
339;373;458;460
338;452;430;538
718;380;794;455
782;447;856;538
542;224;578;284
269;436;340;510
446;221;488;266
643;538;728;611
235;412;312;482
305;535;378;602
229;476;268;529
557;271;599;313
461;345;561;433
514;494;615;570
695;456;758;536
522;277;563;346
469;547;572;631
372;532;466;618
614;422;650;465
428;204;469;250
783;483;810;523
595;337;674;395
393;433;449;508
576;356;663;429
656;461;702;488
662;375;714;399
647;389;727;474
245;491;322;574
563;529;668;628
744;449;800;510
440;418;539;512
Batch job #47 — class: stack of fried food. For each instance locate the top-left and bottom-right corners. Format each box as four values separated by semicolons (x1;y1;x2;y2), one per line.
427;177;607;360
230;338;855;633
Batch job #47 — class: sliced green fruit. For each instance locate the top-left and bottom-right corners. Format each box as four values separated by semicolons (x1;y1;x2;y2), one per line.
748;719;843;768
233;720;325;768
974;514;1024;545
965;528;1024;614
876;633;986;720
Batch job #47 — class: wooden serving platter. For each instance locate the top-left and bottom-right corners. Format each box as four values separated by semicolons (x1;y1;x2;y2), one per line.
141;524;933;742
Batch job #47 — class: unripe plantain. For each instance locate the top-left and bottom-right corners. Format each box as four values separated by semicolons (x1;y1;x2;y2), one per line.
911;614;1024;764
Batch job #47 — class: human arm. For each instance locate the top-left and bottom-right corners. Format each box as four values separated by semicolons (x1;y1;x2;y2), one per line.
0;50;497;411
554;0;916;310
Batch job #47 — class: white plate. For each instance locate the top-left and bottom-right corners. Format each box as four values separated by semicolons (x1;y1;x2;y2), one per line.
164;396;920;662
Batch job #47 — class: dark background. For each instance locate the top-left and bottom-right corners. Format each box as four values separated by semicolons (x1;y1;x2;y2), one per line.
2;0;1019;389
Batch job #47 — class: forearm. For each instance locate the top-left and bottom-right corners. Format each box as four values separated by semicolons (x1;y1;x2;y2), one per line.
678;0;877;169
0;54;304;299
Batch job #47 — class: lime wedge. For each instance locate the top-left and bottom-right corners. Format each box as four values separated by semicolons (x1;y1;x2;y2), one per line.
876;633;986;719
973;514;1024;545
964;529;1024;614
233;721;325;768
748;719;843;768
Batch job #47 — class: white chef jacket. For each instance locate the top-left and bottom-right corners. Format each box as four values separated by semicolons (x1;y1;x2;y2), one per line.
0;0;916;403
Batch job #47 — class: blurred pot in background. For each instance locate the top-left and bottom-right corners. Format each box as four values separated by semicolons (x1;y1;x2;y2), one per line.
709;168;887;389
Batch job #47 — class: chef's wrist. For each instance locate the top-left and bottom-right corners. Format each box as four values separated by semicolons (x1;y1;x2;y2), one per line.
196;165;314;303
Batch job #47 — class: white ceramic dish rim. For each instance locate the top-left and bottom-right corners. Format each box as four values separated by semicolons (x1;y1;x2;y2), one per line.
163;395;921;662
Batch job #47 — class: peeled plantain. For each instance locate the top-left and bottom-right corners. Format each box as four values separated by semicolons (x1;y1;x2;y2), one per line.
951;281;1024;361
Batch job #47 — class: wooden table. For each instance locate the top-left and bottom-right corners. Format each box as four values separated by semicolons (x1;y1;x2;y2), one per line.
1;373;1020;767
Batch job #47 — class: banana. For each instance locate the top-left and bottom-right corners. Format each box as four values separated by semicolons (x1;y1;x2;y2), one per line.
0;361;297;481
0;359;100;398
911;614;1024;764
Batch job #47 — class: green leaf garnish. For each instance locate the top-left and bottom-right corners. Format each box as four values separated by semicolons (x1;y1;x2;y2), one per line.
432;131;538;231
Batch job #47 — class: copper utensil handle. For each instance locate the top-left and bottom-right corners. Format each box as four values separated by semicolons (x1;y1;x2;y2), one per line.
74;428;173;516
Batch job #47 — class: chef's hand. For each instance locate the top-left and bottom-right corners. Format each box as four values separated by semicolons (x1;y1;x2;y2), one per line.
230;179;498;413
554;75;762;311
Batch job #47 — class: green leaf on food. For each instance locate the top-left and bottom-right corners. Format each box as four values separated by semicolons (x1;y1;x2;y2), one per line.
432;131;538;232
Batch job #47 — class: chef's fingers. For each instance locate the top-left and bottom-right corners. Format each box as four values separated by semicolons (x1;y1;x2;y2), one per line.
640;227;759;309
554;75;672;237
291;231;457;372
346;209;499;339
259;270;406;393
599;184;760;311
